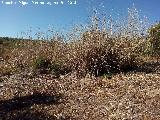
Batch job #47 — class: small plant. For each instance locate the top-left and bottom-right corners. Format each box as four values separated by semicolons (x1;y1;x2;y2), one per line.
50;61;62;77
32;57;70;77
33;57;52;74
102;72;112;79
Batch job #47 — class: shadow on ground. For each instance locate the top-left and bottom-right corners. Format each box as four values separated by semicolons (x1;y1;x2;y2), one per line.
0;92;70;120
134;61;160;73
120;61;160;74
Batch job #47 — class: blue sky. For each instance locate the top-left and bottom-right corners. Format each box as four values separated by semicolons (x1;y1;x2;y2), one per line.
0;0;160;38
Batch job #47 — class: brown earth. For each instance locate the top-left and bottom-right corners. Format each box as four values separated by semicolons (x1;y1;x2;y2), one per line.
0;61;160;120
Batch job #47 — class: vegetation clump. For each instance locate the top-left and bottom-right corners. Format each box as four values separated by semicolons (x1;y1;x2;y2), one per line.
148;22;160;57
33;57;52;74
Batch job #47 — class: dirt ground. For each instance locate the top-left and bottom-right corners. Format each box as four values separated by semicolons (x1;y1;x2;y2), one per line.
0;61;160;120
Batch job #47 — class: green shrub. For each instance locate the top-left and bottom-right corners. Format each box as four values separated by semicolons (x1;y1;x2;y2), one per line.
32;57;71;77
148;22;160;57
50;61;63;77
50;61;71;77
33;57;52;74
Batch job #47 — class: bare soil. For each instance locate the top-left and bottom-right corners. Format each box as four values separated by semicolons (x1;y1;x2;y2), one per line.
0;61;160;120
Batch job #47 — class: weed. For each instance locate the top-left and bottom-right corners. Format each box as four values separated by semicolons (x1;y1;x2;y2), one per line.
102;72;112;79
33;57;52;74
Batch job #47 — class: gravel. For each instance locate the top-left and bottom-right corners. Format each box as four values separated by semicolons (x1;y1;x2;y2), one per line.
0;71;160;120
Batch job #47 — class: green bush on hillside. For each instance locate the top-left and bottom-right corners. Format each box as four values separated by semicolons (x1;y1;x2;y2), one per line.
148;22;160;57
32;56;71;77
33;57;52;74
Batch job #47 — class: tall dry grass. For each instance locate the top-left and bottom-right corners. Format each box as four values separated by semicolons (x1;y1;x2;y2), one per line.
1;5;157;77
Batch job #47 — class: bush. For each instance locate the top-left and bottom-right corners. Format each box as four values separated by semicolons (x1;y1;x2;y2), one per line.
32;57;71;77
63;29;142;77
50;61;65;77
85;44;120;76
33;57;52;74
148;22;160;57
